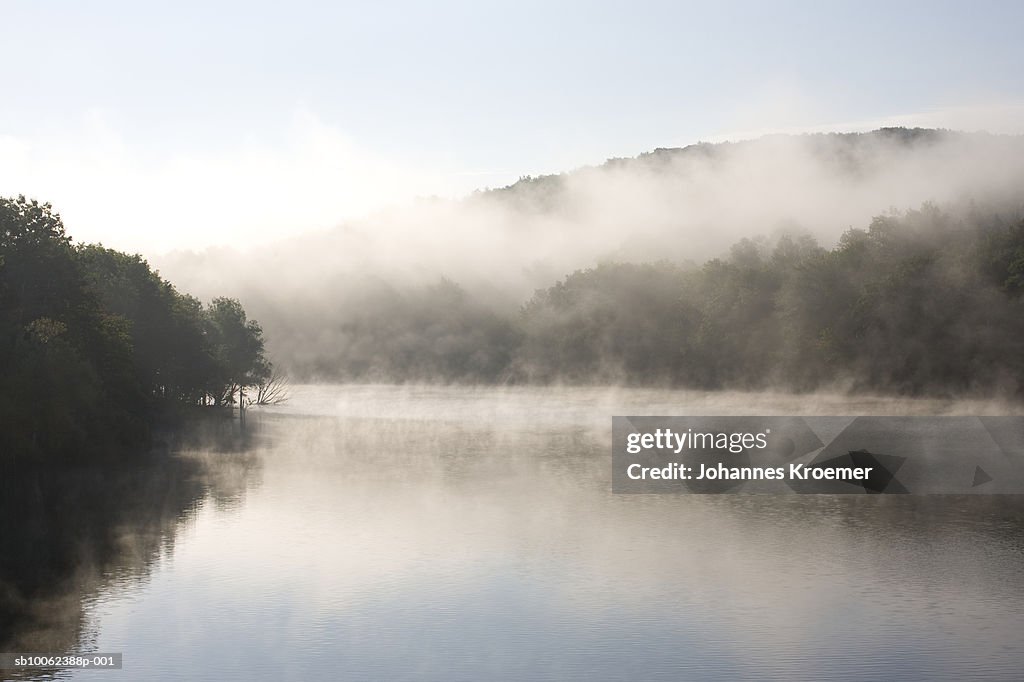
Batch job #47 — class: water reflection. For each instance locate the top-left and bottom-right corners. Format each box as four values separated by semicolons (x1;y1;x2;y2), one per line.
4;387;1024;681
0;417;262;679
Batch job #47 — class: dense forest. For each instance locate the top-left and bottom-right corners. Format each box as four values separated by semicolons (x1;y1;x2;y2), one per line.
0;195;273;461
279;204;1024;396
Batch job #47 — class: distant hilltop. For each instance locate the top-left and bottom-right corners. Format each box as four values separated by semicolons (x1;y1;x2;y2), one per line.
477;127;1015;209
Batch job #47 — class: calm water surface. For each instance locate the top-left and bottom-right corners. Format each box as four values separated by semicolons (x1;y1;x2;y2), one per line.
11;385;1024;681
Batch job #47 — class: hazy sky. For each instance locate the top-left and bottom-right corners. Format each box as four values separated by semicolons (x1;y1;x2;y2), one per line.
2;0;1023;252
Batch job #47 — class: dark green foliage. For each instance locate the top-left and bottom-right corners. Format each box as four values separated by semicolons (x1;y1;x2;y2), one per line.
77;245;221;406
0;196;271;461
205;297;270;399
512;206;1024;394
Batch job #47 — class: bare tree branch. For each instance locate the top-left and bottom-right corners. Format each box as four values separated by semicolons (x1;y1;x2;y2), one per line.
250;369;290;406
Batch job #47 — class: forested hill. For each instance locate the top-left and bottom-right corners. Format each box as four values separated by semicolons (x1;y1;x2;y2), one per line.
473;127;1007;211
145;129;1024;396
261;204;1024;396
0;196;273;461
514;206;1024;393
153;127;1024;391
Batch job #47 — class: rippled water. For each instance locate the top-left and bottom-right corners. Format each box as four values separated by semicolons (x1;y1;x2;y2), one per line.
8;386;1024;681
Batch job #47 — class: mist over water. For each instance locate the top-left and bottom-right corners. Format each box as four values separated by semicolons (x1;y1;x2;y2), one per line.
8;385;1022;681
147;130;1024;386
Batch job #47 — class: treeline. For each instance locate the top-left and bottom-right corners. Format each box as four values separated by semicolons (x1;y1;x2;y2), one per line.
519;206;1024;392
284;204;1024;396
474;127;961;210
0;196;272;460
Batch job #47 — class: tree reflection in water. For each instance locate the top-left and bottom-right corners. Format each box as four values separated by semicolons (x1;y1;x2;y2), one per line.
0;416;264;665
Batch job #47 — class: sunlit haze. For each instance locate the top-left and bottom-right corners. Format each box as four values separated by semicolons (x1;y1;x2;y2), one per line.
2;0;1024;253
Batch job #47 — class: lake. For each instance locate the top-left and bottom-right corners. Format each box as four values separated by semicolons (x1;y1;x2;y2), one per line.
5;385;1024;681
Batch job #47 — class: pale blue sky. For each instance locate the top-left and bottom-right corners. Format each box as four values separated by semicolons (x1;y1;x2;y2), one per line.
2;0;1023;251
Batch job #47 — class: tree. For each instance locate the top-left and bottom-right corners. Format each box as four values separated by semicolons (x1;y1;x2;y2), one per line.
251;368;290;406
1;195;278;461
77;245;219;406
205;297;271;406
0;196;144;459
